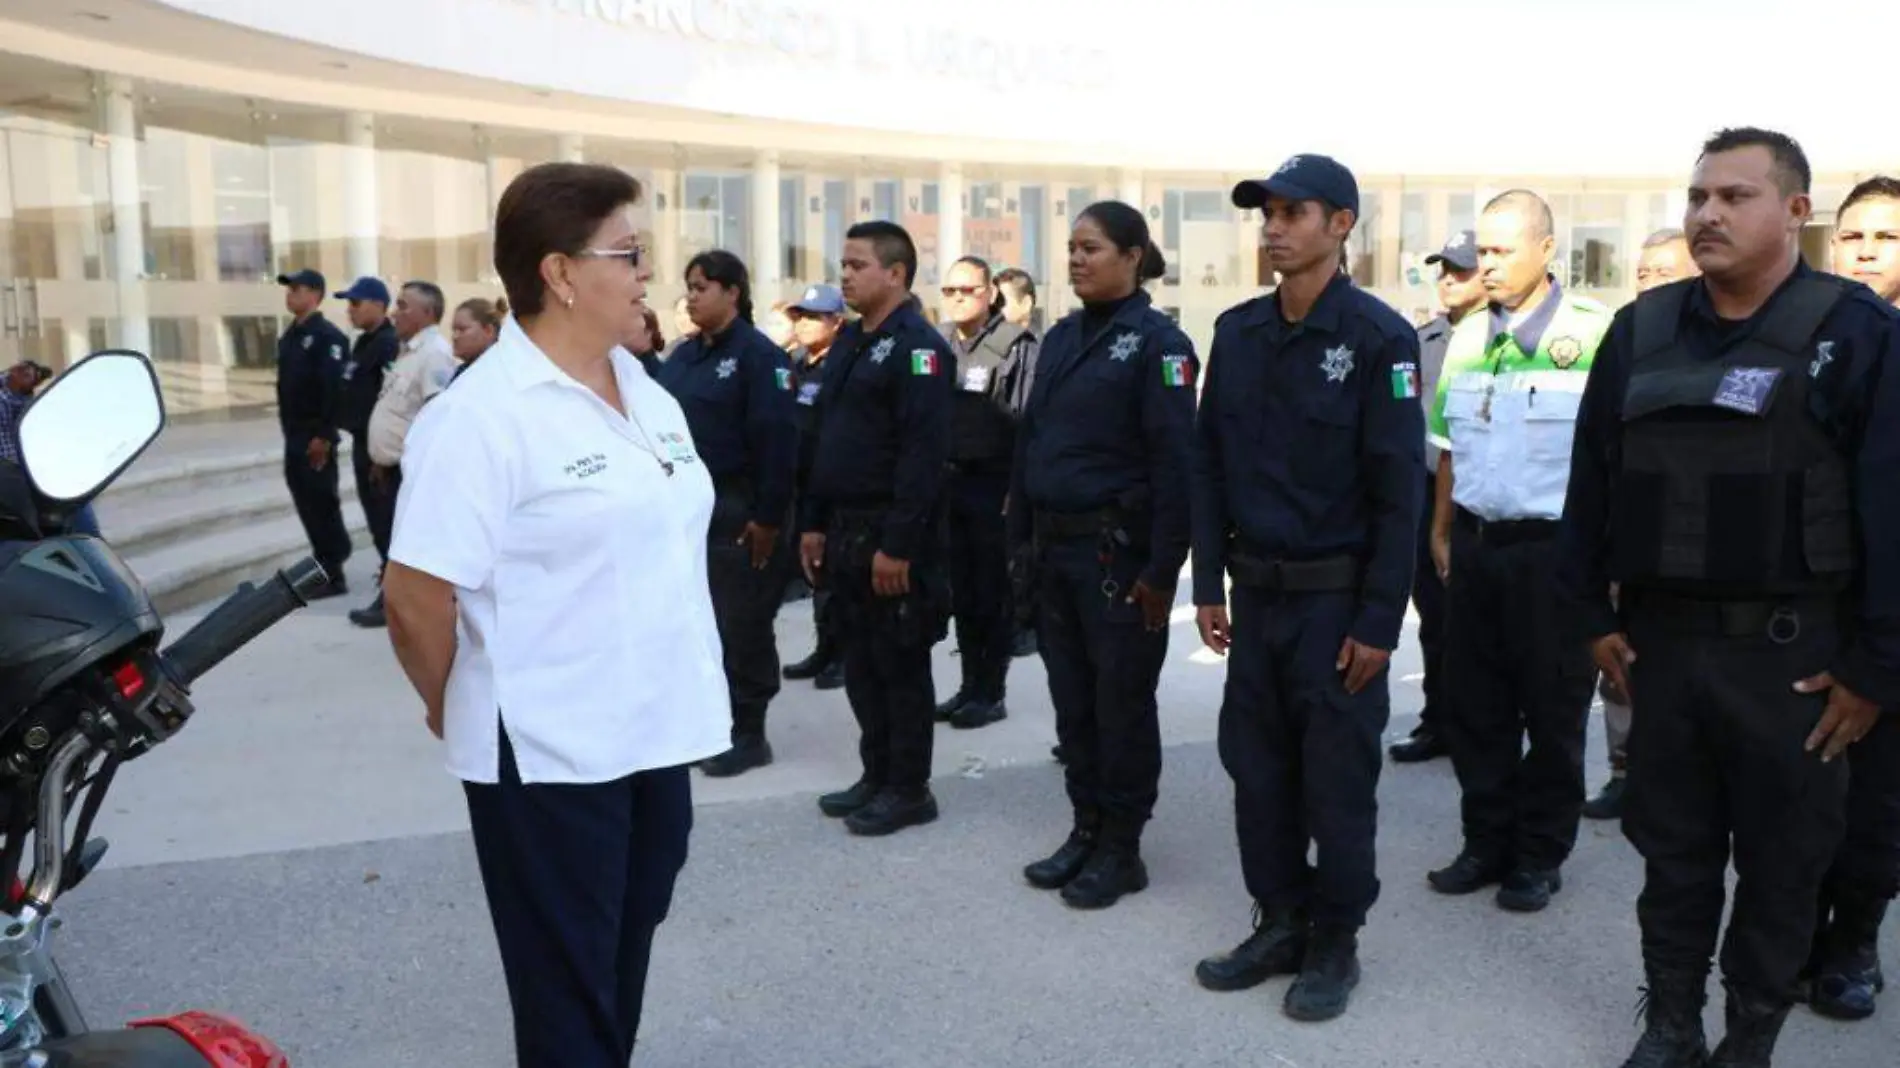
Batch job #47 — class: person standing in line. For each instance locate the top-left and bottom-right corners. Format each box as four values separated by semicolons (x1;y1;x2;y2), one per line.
382;162;729;1068
447;296;505;384
1190;155;1422;1021
334;276;401;588
272;269;352;599
355;280;459;628
934;255;1039;731
1798;176;1900;1023
1560;128;1900;1068
780;284;850;690
798;222;955;837
1009;202;1196;910
1389;231;1485;765
1423;190;1611;915
652;250;798;779
1583;227;1701;822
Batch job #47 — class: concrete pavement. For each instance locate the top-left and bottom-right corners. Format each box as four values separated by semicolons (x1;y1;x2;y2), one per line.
47;553;1899;1067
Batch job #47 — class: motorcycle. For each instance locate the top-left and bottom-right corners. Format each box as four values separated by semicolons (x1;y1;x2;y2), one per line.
0;350;329;1066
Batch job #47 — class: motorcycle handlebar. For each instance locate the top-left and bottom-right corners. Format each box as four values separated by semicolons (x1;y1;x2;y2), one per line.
160;558;329;686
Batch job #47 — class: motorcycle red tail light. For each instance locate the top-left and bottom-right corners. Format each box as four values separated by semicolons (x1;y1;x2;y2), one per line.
129;1011;289;1067
112;661;145;701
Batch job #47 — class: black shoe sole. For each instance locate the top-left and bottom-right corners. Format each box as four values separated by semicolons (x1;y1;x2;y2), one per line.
845;800;940;836
1024;866;1085;891
1427;870;1506;896
699;752;774;779
818;794;873;819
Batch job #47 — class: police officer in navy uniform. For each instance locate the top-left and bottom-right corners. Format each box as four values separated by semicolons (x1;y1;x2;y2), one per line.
1189;155;1423;1022
275;268;352;599
334;276;401;576
1009;201;1197;910
1388;231;1484;764
652;250;797;779
934;254;1039;731
799;222;955;837
781;283;849;691
1559;127;1900;1068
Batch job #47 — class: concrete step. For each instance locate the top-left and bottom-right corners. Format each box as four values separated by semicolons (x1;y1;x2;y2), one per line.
121;509;372;618
97;457;361;558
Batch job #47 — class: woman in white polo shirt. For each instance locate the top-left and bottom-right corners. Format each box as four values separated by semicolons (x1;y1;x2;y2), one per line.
382;162;728;1068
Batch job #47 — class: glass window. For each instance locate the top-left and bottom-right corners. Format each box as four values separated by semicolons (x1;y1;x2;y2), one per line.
969;182;1002;221
147;316;191;364
214;140;272;282
1063;186;1093;224
225;315;280;370
872;180;899;221
1448;193;1476;237
1181;190;1226;222
1349;192;1383;286
1020;185;1045;278
1400;192;1428;256
779;175;804;283
139;127;197;282
681;171;752;261
822;179;847;283
1563;193;1624;289
921;182;940;216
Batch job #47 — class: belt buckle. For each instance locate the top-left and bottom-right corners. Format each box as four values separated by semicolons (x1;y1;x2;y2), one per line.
1766;606;1801;645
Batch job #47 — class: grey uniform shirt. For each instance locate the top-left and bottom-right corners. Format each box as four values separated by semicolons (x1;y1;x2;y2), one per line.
1416;313;1454;471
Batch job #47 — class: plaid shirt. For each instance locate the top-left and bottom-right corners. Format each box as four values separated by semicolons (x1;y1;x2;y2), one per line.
0;390;25;466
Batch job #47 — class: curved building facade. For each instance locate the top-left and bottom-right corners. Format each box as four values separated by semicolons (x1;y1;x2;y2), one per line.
0;0;1891;412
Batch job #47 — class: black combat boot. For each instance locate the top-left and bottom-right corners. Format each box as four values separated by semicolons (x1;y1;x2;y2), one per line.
950;650;1007;729
1059;821;1147;910
1709;983;1791;1067
1616;967;1710;1068
1582;775;1627;820
843;788;939;836
783;638;836;681
814;660;845;690
1194;904;1308;992
1024;809;1098;890
699;734;773;778
1283;924;1362;1022
1810;896;1888;1021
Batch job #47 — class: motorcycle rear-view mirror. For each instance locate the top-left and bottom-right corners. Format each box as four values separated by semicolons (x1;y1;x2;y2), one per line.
18;350;166;505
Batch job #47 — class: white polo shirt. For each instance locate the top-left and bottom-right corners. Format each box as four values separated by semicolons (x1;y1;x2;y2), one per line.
389;316;730;785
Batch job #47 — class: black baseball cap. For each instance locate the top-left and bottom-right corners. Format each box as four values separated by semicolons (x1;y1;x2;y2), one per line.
1232;154;1361;217
1425;230;1479;272
276;268;326;292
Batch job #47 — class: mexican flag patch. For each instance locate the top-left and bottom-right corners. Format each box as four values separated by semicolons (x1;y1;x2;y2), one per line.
910;349;939;375
1391;361;1420;399
774;368;791;391
1161;353;1193;387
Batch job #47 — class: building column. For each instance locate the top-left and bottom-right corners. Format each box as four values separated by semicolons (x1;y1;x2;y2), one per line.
556;133;584;164
97;74;150;357
751;149;781;287
938;162;965;272
341;111;378;281
1116;169;1143;211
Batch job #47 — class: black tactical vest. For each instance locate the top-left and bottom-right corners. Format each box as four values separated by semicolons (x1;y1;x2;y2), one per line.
1613;275;1855;596
946;317;1028;464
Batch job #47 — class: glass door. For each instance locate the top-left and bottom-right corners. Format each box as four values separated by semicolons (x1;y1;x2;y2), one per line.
0;119;122;375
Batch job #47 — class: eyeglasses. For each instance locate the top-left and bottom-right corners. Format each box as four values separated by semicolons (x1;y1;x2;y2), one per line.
941;285;985;298
578;245;647;267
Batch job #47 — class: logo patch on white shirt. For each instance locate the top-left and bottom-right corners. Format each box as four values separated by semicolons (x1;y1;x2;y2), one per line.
1322;345;1356;383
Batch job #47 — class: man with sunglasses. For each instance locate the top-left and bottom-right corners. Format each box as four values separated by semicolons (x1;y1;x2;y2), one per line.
933;255;1039;731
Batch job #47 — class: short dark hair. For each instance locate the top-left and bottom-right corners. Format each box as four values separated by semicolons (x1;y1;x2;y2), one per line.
950;255;1007;316
685;250;755;324
845;221;918;289
402;280;446;323
1699;127;1811;197
1838;176;1900;219
1077;201;1166;283
994;267;1036;305
493;162;643;318
1482;189;1555;241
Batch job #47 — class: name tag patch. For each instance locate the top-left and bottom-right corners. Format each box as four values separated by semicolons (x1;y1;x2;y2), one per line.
564;452;608;479
961;365;991;393
658;431;698;466
1710;366;1783;416
796;381;821;406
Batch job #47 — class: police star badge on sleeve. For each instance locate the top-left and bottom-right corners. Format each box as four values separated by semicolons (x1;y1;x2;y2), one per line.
1548;337;1583;369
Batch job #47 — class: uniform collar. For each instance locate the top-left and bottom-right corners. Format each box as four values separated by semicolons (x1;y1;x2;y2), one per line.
865;297;929;338
1685;257;1815;327
494;315;638;394
1238;272;1353;334
1487;275;1563;356
403;323;443;353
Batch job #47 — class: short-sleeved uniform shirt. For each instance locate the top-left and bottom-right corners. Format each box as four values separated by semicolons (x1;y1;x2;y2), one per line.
389;317;730;785
1428;282;1614;522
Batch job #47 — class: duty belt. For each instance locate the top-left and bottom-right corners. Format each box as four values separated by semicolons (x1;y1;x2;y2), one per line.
1623;589;1839;644
1034;508;1125;543
1227;552;1361;593
1455;507;1559;547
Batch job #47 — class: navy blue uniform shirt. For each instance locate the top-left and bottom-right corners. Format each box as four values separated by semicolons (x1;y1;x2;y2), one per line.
1190;273;1425;650
1008;289;1199;591
652;317;797;526
788;344;830;483
276;311;349;442
799;299;955;561
1558;261;1900;707
337;319;399;437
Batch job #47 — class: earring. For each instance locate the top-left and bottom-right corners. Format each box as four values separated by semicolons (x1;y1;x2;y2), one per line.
564;294;575;309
